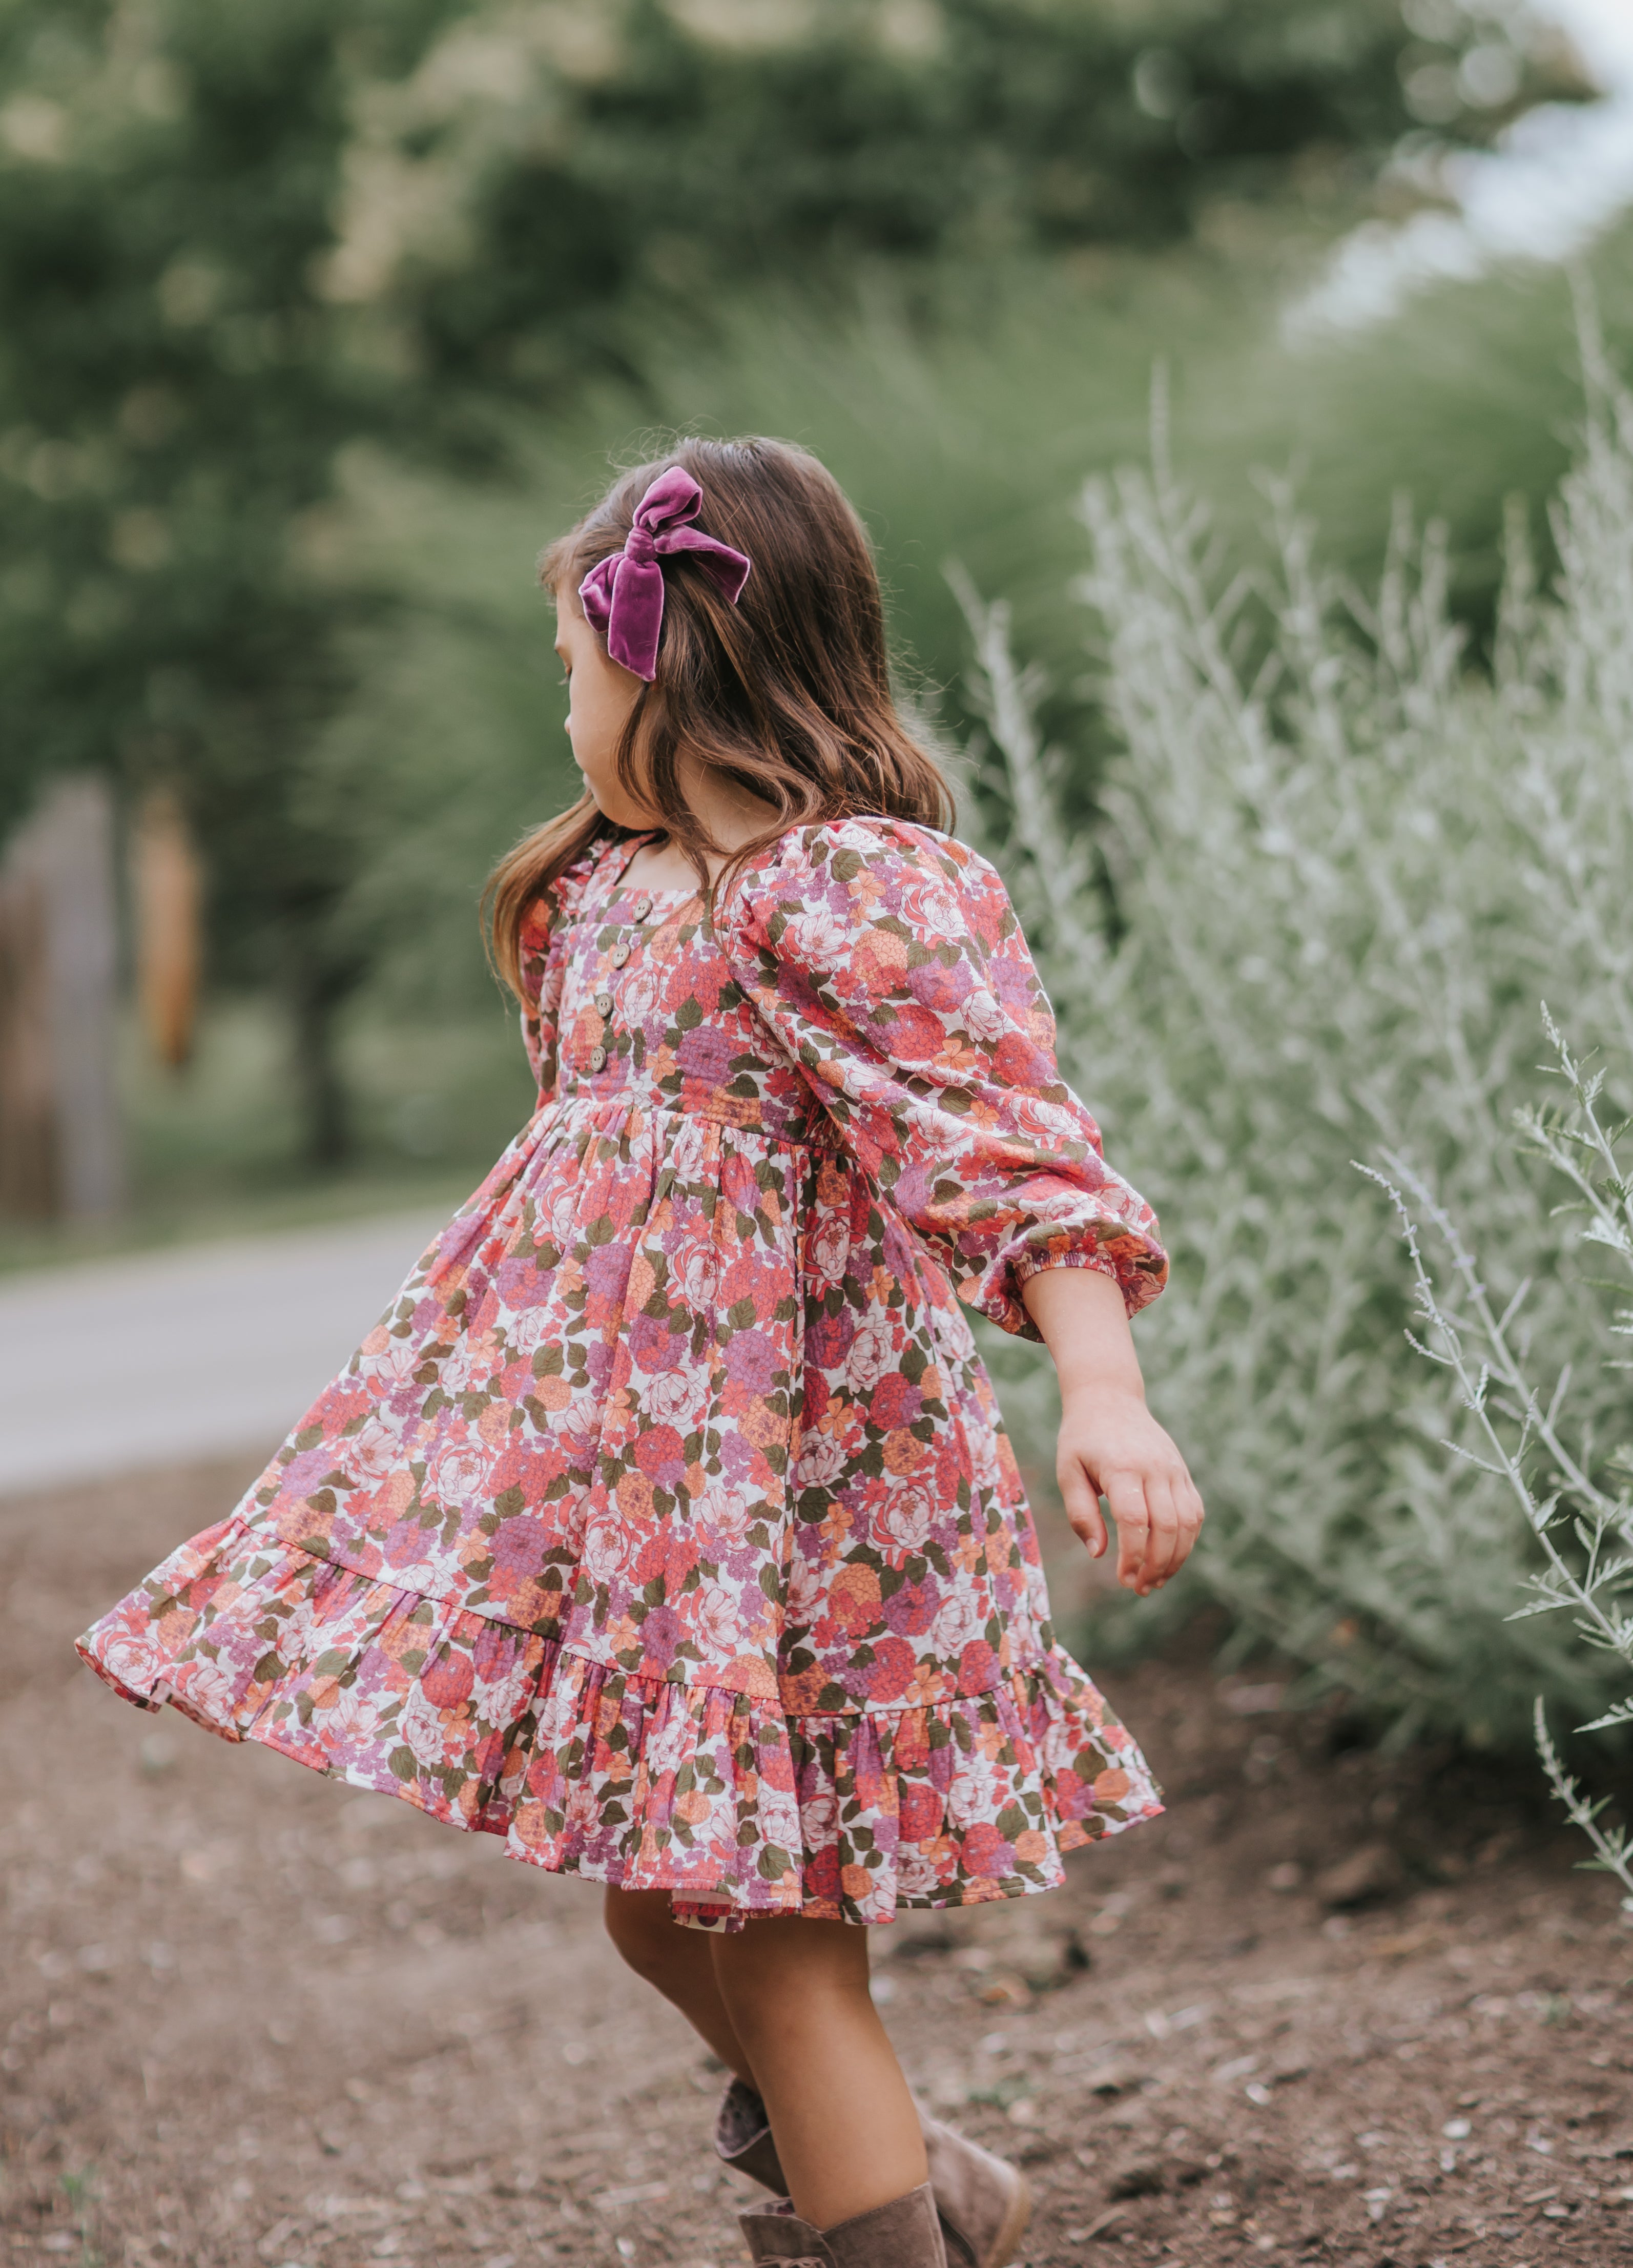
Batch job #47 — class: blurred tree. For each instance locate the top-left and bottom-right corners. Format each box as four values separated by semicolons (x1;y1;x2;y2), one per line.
0;0;449;1163
324;0;1588;408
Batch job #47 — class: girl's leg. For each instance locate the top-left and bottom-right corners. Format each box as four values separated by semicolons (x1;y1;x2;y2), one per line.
710;1914;927;2229
602;1888;755;2079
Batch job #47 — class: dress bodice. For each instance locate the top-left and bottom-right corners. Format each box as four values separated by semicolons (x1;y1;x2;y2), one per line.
533;850;828;1147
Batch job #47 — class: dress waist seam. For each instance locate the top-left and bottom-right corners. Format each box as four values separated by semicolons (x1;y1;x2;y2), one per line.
536;1087;831;1150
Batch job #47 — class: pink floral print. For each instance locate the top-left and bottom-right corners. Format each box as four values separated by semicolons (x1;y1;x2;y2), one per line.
78;819;1167;1927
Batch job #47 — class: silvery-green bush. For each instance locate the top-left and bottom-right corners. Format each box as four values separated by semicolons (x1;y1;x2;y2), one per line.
961;346;1633;1750
1372;1016;1633;1898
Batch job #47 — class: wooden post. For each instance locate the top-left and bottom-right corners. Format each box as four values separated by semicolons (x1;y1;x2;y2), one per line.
132;786;202;1070
0;776;126;1222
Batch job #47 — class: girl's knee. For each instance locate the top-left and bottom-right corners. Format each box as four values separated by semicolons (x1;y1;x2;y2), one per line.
711;1916;872;2027
603;1887;682;1980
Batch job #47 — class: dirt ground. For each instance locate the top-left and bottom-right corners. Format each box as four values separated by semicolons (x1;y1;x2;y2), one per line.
4;1455;1631;2268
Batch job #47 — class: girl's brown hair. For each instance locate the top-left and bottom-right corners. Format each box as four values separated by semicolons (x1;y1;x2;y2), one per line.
485;436;952;999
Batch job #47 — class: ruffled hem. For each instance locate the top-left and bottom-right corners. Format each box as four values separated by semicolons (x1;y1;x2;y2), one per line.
75;1514;1161;1930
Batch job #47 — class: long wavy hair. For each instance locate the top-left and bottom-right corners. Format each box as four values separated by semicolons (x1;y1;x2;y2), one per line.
485;436;952;999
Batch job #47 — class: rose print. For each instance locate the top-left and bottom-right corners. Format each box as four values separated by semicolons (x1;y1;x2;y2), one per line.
674;1244;719;1311
698;1486;757;1550
175;1659;234;1720
564;1779;601;1834
960;986;1008;1042
621;963;659;1025
786;905;850;964
546;1182;580;1251
645;1367;699;1425
439;1344;483;1399
693;1583;738;1653
878;1488;936;1554
581;1523;626;1587
397;1686;450;1770
845;1321;894;1395
507;1304;556;1355
556;1399;602;1468
428;1441;489;1510
793;1432;847;1490
784;1552;829;1628
928;1595;977;1660
99;1628;165;1693
358;1336;421;1389
346;1418;402;1484
807;1212;850;1284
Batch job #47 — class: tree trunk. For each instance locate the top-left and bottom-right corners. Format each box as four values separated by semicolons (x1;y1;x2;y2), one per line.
132;786;203;1070
0;777;125;1222
285;937;352;1170
0;867;58;1218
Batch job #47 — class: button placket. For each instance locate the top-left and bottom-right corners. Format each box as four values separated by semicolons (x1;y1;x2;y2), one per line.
586;884;660;1075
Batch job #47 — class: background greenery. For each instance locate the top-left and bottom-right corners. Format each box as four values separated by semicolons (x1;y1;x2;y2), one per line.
961;347;1633;1750
4;1;1631;1754
0;0;1593;1171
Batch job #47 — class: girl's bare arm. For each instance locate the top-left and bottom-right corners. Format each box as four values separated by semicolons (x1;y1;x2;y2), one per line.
1020;1264;1204;1596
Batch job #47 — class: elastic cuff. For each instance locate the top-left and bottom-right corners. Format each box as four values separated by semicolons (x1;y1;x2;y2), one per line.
1012;1248;1121;1286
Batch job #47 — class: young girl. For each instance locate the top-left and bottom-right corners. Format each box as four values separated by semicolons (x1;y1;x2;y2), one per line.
79;440;1203;2268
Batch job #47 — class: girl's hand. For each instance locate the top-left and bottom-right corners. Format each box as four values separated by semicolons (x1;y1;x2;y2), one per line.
1020;1262;1205;1596
1056;1386;1203;1594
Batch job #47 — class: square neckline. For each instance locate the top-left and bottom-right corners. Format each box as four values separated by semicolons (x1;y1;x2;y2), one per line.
607;830;704;902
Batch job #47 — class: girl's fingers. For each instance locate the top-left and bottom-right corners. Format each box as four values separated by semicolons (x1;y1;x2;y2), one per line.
1103;1472;1150;1590
1153;1470;1206;1587
1156;1473;1194;1586
1059;1455;1108;1557
1137;1474;1177;1590
1189;1473;1207;1538
1179;1472;1206;1561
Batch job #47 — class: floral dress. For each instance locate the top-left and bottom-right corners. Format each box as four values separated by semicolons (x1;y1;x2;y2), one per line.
78;819;1168;1928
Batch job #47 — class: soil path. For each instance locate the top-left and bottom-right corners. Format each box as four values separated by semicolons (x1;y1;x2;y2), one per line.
3;1458;1629;2267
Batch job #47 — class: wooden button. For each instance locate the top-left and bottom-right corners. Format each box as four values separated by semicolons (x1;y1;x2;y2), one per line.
589;1046;607;1072
594;991;614;1017
634;895;653;920
610;942;631;967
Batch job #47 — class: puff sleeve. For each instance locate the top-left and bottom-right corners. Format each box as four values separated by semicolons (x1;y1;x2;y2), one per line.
724;819;1167;1339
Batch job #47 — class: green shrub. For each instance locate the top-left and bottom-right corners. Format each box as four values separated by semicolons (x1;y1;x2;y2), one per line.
962;338;1633;1749
1374;1013;1633;1897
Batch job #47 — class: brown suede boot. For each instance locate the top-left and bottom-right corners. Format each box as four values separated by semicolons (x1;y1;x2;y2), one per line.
716;2086;1030;2268
919;2117;1031;2268
738;2184;947;2266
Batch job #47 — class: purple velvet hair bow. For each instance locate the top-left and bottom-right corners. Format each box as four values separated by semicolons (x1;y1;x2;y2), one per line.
577;466;752;682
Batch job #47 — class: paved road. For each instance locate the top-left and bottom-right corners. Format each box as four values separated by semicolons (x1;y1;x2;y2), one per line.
0;1209;446;1496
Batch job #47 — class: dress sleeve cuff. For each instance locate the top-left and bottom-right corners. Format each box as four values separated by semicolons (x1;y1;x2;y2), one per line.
1012;1248;1122;1288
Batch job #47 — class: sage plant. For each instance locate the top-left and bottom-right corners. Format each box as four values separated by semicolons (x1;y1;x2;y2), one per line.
958;351;1633;1749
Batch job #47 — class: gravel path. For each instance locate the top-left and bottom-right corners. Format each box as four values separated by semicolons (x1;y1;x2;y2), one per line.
3;1457;1630;2267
